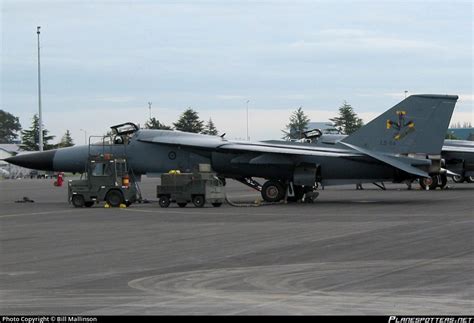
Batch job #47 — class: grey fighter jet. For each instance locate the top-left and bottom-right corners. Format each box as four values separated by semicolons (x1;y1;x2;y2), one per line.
442;140;474;183
5;94;458;202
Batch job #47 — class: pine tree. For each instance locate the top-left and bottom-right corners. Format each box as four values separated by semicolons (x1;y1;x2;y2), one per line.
145;117;172;130
20;114;55;151
0;110;22;143
58;130;74;148
173;108;204;133
202;118;218;135
329;101;364;135
445;132;459;140
282;107;310;140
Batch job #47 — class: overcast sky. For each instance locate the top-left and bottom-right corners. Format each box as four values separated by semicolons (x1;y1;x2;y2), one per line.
1;0;472;144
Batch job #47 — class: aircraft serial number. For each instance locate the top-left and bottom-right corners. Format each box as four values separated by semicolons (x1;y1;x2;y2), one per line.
379;140;397;146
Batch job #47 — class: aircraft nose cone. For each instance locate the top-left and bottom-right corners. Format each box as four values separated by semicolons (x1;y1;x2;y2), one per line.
4;150;56;171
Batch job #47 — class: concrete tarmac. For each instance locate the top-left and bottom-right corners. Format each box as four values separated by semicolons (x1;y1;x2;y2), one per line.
0;177;473;315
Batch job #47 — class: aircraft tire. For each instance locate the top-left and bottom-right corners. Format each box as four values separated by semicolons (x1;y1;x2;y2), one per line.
261;180;285;202
452;175;465;183
419;176;438;190
159;196;170;208
466;176;474;183
192;195;205;208
106;190;124;207
72;195;85;208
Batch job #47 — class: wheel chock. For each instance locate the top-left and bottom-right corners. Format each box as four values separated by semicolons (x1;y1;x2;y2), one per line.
104;203;110;208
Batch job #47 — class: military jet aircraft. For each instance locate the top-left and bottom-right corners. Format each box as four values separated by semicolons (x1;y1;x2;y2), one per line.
5;94;458;202
442;139;474;183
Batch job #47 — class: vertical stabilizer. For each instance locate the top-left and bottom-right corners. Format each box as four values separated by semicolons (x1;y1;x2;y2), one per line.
342;94;458;155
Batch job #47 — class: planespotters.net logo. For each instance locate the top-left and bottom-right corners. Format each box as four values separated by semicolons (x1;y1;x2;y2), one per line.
389;317;473;323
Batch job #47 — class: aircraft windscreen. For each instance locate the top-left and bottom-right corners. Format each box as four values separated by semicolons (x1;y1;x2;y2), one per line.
110;123;139;136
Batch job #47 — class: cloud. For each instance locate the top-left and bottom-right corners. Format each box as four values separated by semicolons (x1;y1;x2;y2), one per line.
382;92;409;100
215;95;247;100
95;96;137;103
288;28;445;54
274;94;308;100
458;94;474;104
3;1;471;145
450;111;474;125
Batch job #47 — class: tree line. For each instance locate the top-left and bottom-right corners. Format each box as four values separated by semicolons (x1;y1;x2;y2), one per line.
145;108;218;135
282;101;363;140
0;107;218;151
0;104;369;151
0;110;74;150
282;102;473;141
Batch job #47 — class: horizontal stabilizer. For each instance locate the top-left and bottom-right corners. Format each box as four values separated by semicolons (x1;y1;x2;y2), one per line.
341;142;430;178
218;142;360;157
442;145;474;153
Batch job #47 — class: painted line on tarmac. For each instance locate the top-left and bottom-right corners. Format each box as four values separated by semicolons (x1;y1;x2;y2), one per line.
120;207;286;217
0;209;78;219
121;208;250;216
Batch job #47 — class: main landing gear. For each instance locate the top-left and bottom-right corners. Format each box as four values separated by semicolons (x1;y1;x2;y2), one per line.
419;174;448;190
261;180;286;202
236;177;319;203
260;180;318;203
452;175;474;183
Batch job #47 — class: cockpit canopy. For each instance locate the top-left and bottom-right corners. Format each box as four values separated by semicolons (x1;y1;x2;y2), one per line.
110;122;139;136
303;129;323;140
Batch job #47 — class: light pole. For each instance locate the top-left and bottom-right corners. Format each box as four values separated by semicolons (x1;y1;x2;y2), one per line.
37;26;43;152
404;90;408;99
246;100;250;141
80;129;87;145
148;101;152;119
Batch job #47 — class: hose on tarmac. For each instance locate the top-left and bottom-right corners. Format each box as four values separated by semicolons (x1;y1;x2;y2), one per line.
224;192;319;207
224;194;283;207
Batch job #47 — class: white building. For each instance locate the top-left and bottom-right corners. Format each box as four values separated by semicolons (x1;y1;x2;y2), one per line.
0;144;31;178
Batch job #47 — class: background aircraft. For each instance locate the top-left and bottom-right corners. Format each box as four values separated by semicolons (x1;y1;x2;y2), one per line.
442;140;474;183
5;94;458;202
